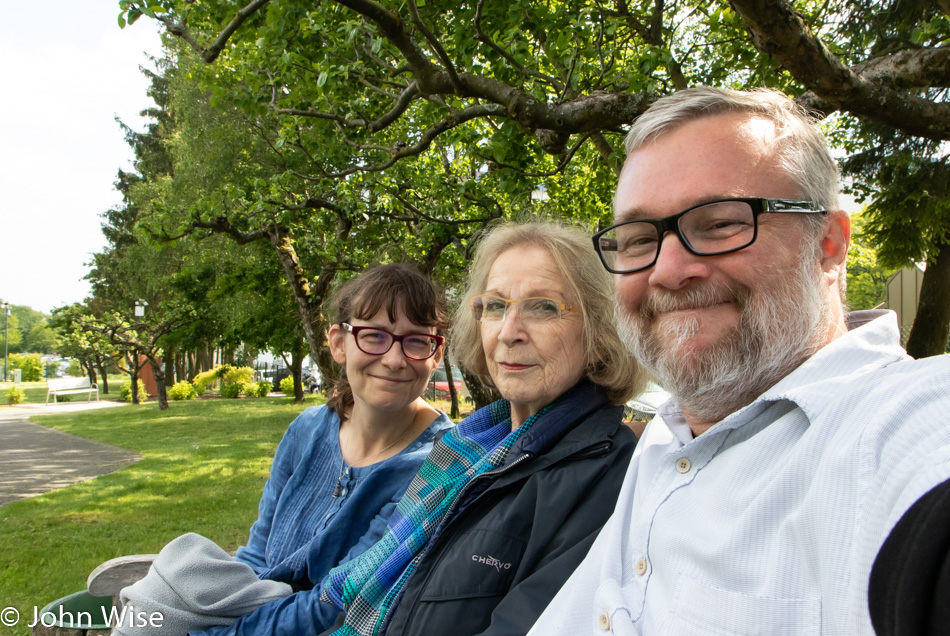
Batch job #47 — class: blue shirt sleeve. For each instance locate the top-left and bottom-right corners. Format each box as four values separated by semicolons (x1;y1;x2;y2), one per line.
188;587;341;636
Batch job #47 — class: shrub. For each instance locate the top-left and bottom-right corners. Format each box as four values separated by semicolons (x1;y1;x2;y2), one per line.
247;380;271;397
222;366;254;387
120;379;149;403
279;375;295;395
192;368;222;394
67;360;82;377
168;381;198;401
220;383;242;399
192;365;254;394
6;386;24;405
9;353;43;382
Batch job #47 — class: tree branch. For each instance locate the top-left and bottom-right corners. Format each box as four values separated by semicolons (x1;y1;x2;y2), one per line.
730;0;950;141
149;0;272;63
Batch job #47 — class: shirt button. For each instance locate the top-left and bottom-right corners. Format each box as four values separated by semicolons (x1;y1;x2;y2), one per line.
635;558;648;575
598;612;610;630
676;457;692;473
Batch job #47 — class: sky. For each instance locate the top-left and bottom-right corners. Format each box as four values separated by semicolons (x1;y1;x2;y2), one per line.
0;2;163;315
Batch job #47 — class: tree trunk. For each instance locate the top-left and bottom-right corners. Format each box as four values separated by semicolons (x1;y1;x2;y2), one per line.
87;364;98;387
199;345;213;372
147;354;170;411
291;349;304;403
188;350;198;379
267;226;335;371
443;343;460;420
164;349;175;389
906;240;950;358
96;358;109;394
460;367;500;410
128;353;141;405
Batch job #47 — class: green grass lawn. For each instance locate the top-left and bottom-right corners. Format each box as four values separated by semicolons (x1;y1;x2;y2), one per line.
0;394;323;635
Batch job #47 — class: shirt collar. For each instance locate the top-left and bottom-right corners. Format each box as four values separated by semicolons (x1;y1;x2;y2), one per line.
762;310;908;421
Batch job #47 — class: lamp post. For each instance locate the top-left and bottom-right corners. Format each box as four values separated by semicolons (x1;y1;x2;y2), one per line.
3;302;9;383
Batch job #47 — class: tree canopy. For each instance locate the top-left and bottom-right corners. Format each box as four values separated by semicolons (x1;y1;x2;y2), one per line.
109;0;949;360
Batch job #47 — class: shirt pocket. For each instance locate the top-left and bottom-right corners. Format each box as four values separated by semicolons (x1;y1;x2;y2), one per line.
418;527;526;600
662;573;822;635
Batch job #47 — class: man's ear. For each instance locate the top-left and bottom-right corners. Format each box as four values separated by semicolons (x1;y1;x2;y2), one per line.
328;324;347;365
820;210;851;278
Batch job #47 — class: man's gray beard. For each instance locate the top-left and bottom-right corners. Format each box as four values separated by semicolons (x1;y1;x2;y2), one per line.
618;253;832;425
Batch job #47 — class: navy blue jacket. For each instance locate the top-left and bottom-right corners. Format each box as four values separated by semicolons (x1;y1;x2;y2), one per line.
378;381;637;636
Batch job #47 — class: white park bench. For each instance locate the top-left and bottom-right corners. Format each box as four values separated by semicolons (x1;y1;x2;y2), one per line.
45;377;99;404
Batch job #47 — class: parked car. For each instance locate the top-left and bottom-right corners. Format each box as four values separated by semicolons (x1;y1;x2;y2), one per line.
428;365;462;400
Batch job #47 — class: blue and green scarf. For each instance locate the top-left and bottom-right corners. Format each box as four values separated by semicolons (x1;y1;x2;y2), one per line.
320;397;553;635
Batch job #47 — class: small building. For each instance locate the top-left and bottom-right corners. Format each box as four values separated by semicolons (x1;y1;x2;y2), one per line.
882;265;925;345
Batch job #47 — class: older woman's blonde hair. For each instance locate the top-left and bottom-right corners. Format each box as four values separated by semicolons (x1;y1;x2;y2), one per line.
453;221;644;406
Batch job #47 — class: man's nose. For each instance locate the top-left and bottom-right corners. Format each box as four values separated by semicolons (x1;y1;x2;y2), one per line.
648;231;712;290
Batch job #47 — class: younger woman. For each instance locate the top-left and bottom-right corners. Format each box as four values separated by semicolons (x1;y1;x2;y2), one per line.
120;264;453;635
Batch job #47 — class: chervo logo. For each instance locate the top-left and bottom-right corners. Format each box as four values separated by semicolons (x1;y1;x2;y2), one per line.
471;554;512;571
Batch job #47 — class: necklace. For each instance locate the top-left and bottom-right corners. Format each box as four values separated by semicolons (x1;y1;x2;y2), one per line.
332;416;417;497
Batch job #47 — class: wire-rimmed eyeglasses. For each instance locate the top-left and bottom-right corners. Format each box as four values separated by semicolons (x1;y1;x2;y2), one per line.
470;295;575;323
592;198;826;274
341;323;444;360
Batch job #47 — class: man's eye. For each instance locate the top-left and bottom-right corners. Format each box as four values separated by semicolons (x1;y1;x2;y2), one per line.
617;228;657;254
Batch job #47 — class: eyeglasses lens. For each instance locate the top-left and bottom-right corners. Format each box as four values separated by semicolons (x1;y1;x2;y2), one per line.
598;201;757;272
680;201;755;253
400;335;438;359
471;296;564;322
355;329;437;360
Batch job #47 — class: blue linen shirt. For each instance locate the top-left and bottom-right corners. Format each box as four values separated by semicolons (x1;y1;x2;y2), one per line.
193;404;453;636
529;311;950;635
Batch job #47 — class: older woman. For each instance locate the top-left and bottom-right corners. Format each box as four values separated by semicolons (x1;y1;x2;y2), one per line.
320;221;644;635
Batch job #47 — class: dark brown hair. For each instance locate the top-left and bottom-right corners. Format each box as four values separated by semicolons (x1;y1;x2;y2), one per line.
326;263;451;419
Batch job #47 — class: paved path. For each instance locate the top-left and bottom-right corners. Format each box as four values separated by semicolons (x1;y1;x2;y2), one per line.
0;401;140;506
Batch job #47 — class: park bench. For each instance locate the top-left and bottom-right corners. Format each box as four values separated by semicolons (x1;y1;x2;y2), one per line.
45;377;99;404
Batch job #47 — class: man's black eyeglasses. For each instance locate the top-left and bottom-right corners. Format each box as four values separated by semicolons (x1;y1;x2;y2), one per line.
592;198;826;274
341;323;444;360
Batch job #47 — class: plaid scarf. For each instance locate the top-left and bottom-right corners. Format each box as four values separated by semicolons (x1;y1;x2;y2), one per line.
320;397;554;635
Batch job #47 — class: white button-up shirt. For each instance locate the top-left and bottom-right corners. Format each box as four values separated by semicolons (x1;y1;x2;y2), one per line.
530;311;950;635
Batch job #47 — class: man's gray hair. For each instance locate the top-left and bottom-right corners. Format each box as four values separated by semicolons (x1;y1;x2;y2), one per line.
625;87;840;217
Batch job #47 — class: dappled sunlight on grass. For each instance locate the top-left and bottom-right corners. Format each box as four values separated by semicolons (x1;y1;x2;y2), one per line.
0;395;324;635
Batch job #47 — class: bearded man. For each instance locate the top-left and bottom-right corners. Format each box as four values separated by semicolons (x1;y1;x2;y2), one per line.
529;87;950;635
